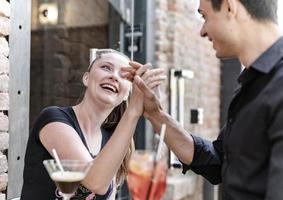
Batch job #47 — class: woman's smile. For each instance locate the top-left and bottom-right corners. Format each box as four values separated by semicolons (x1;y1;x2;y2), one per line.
100;83;119;94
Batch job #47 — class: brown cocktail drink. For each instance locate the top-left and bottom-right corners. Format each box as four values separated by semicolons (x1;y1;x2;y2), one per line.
51;171;85;194
43;159;92;200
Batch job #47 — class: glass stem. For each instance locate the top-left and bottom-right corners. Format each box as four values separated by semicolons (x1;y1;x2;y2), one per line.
62;195;70;200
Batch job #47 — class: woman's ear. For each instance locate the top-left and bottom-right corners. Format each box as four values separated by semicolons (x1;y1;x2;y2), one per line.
82;72;89;87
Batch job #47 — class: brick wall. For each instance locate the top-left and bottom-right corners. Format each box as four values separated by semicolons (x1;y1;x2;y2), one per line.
30;26;108;125
0;0;10;199
155;0;220;199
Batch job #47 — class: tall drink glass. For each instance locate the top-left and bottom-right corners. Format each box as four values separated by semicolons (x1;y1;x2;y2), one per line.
43;159;92;200
127;150;167;200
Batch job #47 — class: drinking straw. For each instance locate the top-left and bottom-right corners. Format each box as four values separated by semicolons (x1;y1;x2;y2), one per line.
52;148;64;172
146;123;166;200
156;124;166;161
130;0;135;60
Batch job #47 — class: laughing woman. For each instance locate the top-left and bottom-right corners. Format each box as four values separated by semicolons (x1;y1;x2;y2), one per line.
21;49;166;200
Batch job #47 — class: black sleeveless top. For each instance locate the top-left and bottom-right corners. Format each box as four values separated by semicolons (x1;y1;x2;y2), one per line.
21;106;113;200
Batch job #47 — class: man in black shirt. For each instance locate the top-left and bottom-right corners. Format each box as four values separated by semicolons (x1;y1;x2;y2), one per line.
132;0;283;199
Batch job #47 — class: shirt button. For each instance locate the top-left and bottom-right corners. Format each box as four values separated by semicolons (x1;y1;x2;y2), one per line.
228;118;233;123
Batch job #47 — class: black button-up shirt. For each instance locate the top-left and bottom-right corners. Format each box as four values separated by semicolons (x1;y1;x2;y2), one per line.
182;37;283;200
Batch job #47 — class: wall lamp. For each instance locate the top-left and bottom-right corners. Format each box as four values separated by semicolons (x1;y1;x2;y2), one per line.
39;3;58;25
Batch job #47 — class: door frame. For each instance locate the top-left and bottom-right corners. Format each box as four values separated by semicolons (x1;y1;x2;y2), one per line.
8;0;31;198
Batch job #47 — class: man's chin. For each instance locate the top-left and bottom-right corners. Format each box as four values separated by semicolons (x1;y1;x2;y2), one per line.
215;51;236;60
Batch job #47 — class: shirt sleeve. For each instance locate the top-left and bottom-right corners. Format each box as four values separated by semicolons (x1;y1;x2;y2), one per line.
32;106;73;142
181;126;225;185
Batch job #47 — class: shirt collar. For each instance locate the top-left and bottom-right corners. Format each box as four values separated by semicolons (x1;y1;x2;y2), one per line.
237;68;257;84
250;36;283;74
238;36;283;84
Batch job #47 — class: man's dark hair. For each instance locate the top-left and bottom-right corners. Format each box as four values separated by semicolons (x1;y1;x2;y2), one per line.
208;0;278;23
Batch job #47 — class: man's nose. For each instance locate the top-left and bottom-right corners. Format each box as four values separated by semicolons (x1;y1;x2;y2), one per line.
200;25;207;38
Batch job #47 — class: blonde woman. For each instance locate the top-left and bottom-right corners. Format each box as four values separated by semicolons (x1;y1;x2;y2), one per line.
21;49;165;200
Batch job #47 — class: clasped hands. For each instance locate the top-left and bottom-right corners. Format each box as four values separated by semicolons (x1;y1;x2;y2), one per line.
121;61;166;119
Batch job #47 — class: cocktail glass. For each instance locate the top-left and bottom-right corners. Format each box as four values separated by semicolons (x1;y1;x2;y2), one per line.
43;159;92;200
127;150;167;200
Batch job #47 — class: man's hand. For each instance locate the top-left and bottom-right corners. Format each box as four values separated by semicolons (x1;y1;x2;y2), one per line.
133;75;163;119
121;61;151;81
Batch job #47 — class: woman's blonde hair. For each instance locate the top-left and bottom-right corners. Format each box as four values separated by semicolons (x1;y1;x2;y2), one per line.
87;49;130;72
86;49;134;184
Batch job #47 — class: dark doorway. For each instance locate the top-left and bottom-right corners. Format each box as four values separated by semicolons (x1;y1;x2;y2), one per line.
220;59;242;127
216;58;241;200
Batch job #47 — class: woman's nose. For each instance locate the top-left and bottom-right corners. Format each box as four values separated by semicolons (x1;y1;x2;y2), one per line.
110;70;120;81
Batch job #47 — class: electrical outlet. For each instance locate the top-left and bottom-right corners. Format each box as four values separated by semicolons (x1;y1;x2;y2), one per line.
190;108;204;124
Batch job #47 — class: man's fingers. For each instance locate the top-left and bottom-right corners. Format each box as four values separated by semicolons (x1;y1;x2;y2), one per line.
135;66;148;76
129;61;143;69
148;81;164;89
144;63;153;69
144;75;167;84
128;62;153;77
120;67;136;82
121;74;134;82
121;67;136;75
134;63;152;76
134;75;155;98
142;68;165;81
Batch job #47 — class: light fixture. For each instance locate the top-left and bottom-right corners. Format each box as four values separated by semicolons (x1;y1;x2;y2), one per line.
39;3;58;25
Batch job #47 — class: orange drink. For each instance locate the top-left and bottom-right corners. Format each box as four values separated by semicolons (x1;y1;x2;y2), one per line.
148;160;167;200
127;150;167;200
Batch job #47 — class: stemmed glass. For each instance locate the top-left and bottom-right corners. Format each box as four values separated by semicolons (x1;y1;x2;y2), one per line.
127;150;167;200
43;159;92;200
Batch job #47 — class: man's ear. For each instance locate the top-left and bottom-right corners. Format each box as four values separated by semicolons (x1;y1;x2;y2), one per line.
82;72;89;87
226;0;237;18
